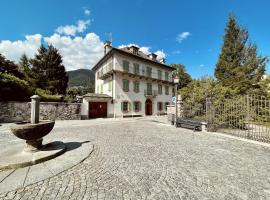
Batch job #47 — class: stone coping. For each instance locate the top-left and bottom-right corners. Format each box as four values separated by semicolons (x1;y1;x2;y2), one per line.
0;141;94;193
0;141;66;170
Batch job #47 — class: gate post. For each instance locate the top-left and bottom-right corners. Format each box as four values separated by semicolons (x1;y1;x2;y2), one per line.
206;98;214;131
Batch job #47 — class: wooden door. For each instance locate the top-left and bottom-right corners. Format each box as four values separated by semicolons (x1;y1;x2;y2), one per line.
89;102;107;118
145;99;152;115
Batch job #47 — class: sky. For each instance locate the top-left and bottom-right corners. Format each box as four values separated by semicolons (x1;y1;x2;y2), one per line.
0;0;270;79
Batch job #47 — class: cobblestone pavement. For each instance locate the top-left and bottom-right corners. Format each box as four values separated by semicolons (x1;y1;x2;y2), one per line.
1;117;270;199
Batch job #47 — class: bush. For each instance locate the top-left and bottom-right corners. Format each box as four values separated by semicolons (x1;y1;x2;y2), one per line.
0;72;34;101
0;72;63;102
35;88;63;102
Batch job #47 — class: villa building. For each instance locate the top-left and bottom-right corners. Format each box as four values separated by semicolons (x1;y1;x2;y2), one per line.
81;41;175;119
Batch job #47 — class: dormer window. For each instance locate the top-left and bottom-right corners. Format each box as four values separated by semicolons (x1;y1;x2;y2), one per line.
148;53;157;61
130;46;139;55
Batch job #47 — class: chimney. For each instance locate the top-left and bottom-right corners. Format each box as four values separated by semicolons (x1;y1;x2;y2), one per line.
130;45;139;55
159;58;166;64
104;41;112;55
148;53;157;61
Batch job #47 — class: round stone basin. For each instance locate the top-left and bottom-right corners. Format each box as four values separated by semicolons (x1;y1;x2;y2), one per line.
10;120;55;141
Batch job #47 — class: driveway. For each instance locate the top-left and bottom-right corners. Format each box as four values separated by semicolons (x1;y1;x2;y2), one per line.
0;116;270;199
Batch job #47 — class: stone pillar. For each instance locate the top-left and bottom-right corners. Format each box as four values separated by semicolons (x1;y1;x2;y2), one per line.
31;95;41;124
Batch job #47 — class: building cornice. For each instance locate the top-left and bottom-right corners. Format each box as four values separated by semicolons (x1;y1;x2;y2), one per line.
92;48;175;72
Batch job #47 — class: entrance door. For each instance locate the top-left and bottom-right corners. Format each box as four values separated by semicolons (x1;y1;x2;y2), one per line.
89;102;107;118
145;99;152;115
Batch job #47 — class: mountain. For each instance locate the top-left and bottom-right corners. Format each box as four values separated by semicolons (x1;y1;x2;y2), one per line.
67;69;95;87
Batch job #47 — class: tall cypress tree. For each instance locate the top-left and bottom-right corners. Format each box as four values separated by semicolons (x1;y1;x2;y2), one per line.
215;15;267;95
30;44;68;94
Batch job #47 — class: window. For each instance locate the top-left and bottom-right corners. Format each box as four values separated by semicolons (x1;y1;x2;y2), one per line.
147;83;152;95
134;63;140;75
100;84;103;94
165;72;169;81
158;70;162;80
123;60;129;72
165;86;169;95
146;67;152;77
133;101;141;112
122;101;130;112
96;86;99;93
108;81;112;92
158;85;162;95
133;81;140;93
157;102;163;111
123;79;129;92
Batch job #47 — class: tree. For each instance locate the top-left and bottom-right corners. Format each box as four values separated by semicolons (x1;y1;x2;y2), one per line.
0;53;24;78
171;64;192;89
30;44;68;94
215;14;268;95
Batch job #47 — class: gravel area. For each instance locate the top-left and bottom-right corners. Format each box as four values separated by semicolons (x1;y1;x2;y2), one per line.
0;116;270;199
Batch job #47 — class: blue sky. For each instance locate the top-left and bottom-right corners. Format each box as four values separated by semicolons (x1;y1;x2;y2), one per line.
0;0;269;78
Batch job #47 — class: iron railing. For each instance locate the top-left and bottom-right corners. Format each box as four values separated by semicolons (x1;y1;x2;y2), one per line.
207;95;270;143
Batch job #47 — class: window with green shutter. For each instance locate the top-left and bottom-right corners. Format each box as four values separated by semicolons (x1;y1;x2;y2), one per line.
100;84;103;94
147;83;152;95
158;70;162;80
165;72;169;81
134;63;140;75
133;101;141;112
122;101;129;112
165;86;169;95
133;81;140;93
108;81;112;91
157;102;163;111
146;67;152;77
158;85;162;95
123;60;129;72
122;79;129;92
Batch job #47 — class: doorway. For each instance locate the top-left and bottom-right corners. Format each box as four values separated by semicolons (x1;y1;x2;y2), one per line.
89;102;107;118
145;99;152;115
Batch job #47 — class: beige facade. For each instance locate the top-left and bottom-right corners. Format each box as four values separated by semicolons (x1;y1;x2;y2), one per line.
83;44;175;118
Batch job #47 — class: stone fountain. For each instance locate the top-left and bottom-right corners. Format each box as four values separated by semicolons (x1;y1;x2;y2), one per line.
10;95;55;152
0;95;66;170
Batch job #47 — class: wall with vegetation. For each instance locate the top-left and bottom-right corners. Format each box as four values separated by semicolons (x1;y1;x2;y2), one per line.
0;102;81;123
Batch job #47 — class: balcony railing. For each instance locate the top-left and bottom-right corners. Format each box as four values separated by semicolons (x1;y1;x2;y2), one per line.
144;89;158;97
98;64;113;79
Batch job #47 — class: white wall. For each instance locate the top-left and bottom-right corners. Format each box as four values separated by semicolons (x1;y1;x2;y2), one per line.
94;52;175;118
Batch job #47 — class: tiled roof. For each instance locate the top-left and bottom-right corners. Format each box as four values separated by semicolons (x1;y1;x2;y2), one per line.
83;93;112;98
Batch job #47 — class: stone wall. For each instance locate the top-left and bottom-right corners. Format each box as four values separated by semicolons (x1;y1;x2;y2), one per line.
0;102;81;123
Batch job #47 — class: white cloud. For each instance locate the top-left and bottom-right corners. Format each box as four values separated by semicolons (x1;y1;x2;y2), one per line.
155;50;165;60
118;44;166;59
44;33;104;71
199;64;205;67
177;32;191;43
84;8;90;16
55;20;90;36
0;34;42;62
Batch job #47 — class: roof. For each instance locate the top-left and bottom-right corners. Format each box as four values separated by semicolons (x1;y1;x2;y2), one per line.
83;93;112;98
92;47;174;71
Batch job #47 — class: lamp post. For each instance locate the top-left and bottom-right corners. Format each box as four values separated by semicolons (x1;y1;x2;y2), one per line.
173;77;179;127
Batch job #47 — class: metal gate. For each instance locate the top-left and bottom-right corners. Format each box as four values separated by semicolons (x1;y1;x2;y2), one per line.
206;95;270;143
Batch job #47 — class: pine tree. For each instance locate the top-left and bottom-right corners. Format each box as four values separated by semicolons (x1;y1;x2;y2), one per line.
30;44;68;94
215;14;268;95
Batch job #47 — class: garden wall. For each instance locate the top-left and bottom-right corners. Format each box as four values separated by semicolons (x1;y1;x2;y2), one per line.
0;102;81;123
